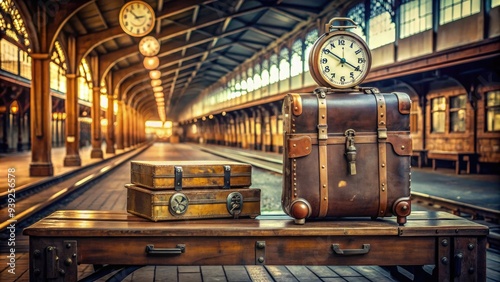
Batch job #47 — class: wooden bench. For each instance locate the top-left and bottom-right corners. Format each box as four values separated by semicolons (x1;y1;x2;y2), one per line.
23;210;488;282
412;149;428;168
427;151;477;174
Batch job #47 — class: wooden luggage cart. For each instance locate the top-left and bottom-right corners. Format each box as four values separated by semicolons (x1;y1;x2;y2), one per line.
23;210;488;281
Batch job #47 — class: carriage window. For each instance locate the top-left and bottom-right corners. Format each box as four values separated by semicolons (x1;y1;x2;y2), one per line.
486;91;500;132
450;95;466;132
431;97;446;133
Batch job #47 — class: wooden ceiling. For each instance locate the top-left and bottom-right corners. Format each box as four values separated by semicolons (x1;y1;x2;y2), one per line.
20;0;352;120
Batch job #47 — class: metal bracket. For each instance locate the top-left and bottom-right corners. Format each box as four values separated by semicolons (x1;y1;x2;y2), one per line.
255;241;266;265
174;166;183;191
223;165;231;188
32;240;77;282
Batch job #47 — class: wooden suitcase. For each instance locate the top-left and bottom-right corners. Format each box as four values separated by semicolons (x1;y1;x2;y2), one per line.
281;87;412;225
130;161;252;189
126;184;261;221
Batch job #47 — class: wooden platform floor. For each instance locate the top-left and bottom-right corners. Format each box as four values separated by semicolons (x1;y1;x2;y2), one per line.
2;143;500;281
77;265;400;282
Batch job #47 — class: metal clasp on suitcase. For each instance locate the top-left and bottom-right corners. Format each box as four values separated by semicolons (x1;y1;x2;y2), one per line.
344;129;357;175
227;192;243;219
174;166;183;191
169;193;189;215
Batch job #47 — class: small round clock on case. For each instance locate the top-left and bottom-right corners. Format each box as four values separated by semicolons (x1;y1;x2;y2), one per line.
309;17;372;89
139;36;160;56
119;1;155;37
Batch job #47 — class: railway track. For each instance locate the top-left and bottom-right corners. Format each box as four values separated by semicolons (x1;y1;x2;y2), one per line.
0;144;151;232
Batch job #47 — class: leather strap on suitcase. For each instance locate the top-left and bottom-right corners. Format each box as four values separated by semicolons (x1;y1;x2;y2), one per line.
375;92;388;217
316;89;328;217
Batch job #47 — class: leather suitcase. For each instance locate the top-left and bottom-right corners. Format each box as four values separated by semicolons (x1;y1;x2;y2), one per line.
281;87;412;225
126;184;261;221
130;161;252;189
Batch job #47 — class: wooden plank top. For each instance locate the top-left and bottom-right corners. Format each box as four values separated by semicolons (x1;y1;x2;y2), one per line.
23;210;488;238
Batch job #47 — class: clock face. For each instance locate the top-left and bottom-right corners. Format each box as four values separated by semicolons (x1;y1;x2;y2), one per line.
139;36;160;56
119;1;155;37
309;31;371;88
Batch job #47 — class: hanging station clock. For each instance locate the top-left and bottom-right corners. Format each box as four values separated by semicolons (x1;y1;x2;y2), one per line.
139;36;160;56
309;17;371;89
119;1;155;37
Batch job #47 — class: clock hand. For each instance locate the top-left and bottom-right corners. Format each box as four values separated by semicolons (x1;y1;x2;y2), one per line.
342;59;361;71
324;49;342;61
130;10;139;19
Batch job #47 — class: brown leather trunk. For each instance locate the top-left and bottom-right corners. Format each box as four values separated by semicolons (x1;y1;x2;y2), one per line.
281;88;412;225
126;184;261;221
130;161;252;189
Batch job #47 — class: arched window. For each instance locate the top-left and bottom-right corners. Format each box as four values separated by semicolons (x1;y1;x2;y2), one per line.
279;47;290;81
0;0;30;50
78;58;93;102
235;73;244;97
261;59;270;86
291;39;303;77
229;78;236;99
347;3;367;40
304;29;318;72
50;41;67;93
246;67;254;92
253;63;262;89
369;0;395;49
269;54;279;84
0;0;31;78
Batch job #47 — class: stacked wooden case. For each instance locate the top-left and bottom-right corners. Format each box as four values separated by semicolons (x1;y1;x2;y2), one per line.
126;161;261;221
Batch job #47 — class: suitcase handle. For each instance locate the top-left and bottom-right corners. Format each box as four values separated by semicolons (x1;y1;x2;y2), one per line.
332;244;370;256
145;244;186;255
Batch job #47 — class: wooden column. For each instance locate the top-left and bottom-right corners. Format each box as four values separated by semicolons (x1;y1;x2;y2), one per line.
123;103;130;148
90;86;103;158
116;100;124;150
132;108;137;146
105;94;115;154
64;73;81;166
29;53;53;176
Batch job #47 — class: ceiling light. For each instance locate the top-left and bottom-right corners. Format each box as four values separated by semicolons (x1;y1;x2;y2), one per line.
153;86;163;92
151;79;162;87
149;70;161;80
143;56;159;70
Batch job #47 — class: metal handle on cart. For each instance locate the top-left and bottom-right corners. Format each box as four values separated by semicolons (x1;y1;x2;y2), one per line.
145;244;186;255
332;244;370;256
